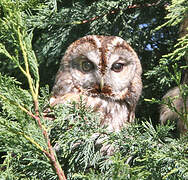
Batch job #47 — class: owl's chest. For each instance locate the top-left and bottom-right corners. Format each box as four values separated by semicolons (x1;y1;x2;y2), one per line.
85;96;130;131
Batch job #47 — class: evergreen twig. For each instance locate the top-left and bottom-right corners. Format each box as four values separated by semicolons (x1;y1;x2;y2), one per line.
77;0;164;25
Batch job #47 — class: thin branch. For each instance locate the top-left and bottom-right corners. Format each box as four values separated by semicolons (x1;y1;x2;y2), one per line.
77;0;164;25
17;28;39;115
17;25;66;179
0;118;46;154
0;95;67;179
32;52;40;99
21;133;47;153
32;114;67;180
0;94;32;115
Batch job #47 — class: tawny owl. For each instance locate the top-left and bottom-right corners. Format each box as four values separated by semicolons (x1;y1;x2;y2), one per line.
50;35;142;132
160;13;188;134
160;86;188;134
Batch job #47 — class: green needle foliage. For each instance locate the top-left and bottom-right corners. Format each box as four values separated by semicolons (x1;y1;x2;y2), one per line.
0;0;187;179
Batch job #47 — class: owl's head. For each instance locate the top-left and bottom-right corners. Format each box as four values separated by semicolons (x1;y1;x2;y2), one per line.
53;35;142;101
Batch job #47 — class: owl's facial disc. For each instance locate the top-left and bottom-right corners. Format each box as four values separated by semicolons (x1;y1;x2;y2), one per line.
71;56;95;73
71;57;112;97
71;56;101;95
70;52;135;100
88;82;113;97
99;77;104;90
81;60;94;72
111;63;124;72
111;60;131;73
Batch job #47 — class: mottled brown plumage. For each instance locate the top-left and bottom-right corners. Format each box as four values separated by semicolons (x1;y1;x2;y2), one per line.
160;87;188;134
50;35;142;131
160;15;188;134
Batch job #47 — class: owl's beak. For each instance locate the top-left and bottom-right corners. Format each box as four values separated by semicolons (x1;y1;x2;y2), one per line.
100;77;104;91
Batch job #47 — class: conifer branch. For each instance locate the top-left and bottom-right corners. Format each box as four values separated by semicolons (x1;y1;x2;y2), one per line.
32;115;67;180
0;116;45;154
17;28;66;178
17;28;39;115
0;43;27;77
22;133;46;153
0;94;67;179
1;26;66;177
78;0;163;25
16;16;66;178
0;94;32;115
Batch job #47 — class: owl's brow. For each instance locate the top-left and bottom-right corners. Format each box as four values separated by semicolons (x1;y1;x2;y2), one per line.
98;37;133;75
98;47;107;75
114;41;133;52
75;36;98;49
97;36;115;75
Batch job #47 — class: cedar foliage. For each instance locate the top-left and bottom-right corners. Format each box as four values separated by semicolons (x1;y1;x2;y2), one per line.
0;0;187;179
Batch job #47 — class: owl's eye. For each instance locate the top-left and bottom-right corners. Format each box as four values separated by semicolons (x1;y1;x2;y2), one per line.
81;60;94;72
111;63;124;72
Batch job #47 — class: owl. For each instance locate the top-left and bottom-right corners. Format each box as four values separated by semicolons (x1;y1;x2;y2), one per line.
160;13;188;134
50;35;142;132
160;86;188;134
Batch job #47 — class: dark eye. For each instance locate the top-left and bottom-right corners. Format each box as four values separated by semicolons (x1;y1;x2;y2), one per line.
81;61;94;72
111;63;124;72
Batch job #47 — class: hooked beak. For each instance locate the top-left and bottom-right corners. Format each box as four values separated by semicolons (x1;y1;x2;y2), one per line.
100;77;104;91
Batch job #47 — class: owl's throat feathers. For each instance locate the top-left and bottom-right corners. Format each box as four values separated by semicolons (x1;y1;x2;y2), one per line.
87;76;114;97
